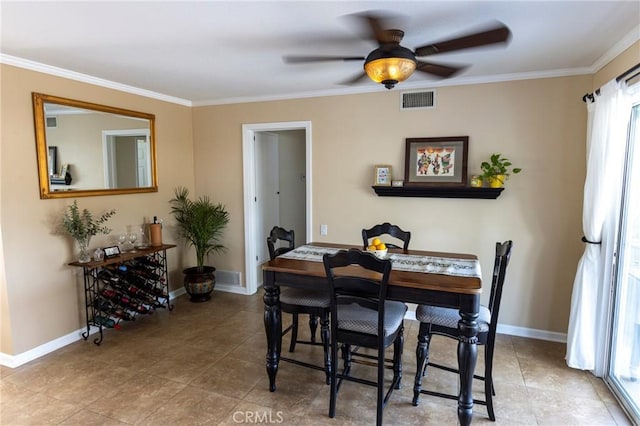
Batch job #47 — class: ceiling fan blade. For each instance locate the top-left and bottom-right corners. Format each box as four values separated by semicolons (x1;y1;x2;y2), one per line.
338;71;370;86
349;11;403;44
283;55;365;64
414;23;511;57
415;61;467;78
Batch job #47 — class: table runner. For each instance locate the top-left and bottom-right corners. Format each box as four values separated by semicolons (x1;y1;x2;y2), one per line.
279;245;481;278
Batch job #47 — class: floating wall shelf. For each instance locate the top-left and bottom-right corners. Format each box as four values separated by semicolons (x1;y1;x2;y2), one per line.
372;186;504;199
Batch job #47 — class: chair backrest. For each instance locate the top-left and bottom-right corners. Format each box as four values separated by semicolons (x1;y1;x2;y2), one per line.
266;226;295;260
486;240;513;339
362;222;411;251
323;249;392;338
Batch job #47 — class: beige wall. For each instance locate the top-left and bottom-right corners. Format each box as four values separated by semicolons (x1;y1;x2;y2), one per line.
193;75;591;334
0;64;195;355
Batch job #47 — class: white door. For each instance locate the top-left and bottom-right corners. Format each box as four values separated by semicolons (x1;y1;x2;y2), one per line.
255;132;280;283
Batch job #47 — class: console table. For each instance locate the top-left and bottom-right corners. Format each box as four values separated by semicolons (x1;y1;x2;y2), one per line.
69;244;175;345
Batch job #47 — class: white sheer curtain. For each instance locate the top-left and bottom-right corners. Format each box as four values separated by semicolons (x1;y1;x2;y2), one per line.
566;80;633;374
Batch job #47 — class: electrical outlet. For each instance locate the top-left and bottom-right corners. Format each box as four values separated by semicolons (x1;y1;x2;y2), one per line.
320;224;328;236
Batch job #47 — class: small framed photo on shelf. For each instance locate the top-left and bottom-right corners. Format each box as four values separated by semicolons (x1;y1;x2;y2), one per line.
103;245;121;259
404;136;468;186
374;164;393;186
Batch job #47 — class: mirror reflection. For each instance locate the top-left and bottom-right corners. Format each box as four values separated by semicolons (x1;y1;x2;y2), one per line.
32;93;158;199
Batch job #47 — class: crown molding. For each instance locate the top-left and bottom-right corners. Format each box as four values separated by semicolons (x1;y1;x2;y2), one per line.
589;24;640;73
0;54;192;107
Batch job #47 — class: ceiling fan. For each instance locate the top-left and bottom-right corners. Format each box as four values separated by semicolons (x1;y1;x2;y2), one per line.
284;12;511;89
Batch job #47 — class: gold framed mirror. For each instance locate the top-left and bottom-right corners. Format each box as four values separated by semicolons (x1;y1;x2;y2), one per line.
32;92;158;199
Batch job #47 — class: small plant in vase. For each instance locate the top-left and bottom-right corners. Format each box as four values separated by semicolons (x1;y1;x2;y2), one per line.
480;153;522;188
62;200;116;262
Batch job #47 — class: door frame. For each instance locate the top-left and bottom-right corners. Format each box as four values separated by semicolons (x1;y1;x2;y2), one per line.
242;121;312;295
102;128;150;188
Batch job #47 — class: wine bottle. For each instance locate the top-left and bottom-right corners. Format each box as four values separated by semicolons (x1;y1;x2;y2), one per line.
94;315;115;328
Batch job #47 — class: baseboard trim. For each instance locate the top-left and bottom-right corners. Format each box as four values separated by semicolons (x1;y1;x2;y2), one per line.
0;287;186;368
0;328;89;368
214;283;252;295
404;310;567;342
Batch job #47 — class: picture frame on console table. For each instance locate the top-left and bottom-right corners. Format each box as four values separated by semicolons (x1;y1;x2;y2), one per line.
404;136;468;186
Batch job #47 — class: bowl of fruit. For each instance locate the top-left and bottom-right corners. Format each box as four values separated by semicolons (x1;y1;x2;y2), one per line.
366;238;388;259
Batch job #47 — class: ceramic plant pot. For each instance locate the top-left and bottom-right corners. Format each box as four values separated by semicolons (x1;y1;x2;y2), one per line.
487;174;506;188
183;266;216;302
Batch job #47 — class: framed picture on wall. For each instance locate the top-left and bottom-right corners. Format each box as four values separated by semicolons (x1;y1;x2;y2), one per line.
374;164;392;186
404;136;468;186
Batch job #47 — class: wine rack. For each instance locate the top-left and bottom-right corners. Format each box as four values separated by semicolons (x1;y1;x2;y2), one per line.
69;244;176;345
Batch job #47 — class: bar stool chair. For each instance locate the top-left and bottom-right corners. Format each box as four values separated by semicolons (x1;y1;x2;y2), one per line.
267;226;331;383
323;248;407;426
412;240;513;421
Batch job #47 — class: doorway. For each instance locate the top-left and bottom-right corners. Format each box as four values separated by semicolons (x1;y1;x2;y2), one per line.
102;129;151;188
242;121;312;295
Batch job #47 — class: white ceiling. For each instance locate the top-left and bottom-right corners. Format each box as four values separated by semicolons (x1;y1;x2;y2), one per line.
1;1;639;106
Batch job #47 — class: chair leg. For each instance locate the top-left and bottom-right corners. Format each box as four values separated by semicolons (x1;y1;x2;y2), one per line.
329;331;338;418
309;314;318;343
377;343;385;426
412;325;432;406
341;344;352;379
320;312;331;385
484;344;496;421
393;323;404;389
288;314;299;352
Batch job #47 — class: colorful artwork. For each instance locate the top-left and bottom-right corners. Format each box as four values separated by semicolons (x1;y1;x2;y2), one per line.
415;147;455;177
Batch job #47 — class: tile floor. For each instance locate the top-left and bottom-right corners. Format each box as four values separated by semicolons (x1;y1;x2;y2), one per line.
0;291;632;425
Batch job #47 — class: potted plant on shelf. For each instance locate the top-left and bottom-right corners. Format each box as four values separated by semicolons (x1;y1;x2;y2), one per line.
169;186;230;302
480;153;522;188
62;200;116;263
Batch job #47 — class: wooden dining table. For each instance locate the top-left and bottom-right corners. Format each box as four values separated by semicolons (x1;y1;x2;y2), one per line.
262;242;482;426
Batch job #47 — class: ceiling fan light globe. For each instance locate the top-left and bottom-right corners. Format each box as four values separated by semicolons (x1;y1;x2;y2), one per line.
364;44;417;88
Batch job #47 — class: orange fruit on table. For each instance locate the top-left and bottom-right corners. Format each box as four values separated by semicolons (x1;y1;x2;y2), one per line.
376;243;386;250
367;245;377;251
372;238;382;246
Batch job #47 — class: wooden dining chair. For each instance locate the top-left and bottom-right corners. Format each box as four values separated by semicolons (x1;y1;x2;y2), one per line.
323;248;407;426
411;240;513;421
362;222;411;250
267;226;331;383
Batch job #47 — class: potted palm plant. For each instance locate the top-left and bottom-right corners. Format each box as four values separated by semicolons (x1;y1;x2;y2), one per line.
480;153;522;188
169;187;229;302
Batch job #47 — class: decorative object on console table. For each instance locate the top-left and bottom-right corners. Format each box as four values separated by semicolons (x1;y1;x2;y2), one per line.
373;164;392;186
61;200;116;263
169;187;230;302
404;136;469;186
150;216;163;246
480;153;522;188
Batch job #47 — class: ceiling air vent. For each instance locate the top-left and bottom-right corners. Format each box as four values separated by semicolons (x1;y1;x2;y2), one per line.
401;90;436;110
46;116;57;128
